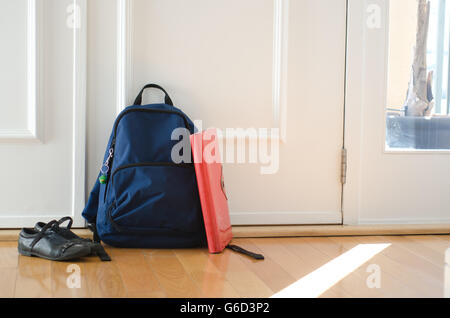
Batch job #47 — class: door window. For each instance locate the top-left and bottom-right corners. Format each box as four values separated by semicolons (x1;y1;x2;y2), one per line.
386;0;450;150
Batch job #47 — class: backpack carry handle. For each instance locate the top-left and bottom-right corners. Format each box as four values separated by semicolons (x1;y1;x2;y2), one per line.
133;84;174;106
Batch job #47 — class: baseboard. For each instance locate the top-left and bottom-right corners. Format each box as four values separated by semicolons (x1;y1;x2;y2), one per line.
0;215;85;228
358;218;450;225
1;224;450;242
231;224;450;238
230;211;342;225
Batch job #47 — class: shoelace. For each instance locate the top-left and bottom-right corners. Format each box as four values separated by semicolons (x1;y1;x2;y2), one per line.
45;217;90;242
30;220;77;255
50;217;83;238
54;217;111;261
30;220;60;250
55;216;74;229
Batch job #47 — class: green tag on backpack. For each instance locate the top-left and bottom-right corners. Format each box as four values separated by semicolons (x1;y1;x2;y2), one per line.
99;175;107;184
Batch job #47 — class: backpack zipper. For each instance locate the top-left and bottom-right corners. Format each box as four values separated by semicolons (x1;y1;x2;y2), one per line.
111;162;193;183
99;147;114;184
107;162;195;233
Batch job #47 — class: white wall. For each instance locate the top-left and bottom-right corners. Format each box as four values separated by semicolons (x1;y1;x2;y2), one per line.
86;0;117;196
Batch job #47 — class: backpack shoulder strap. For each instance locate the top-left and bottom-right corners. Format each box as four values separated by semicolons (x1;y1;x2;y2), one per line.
82;176;101;225
83;129;117;226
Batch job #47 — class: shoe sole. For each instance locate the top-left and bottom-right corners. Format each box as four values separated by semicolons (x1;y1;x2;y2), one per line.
18;247;90;261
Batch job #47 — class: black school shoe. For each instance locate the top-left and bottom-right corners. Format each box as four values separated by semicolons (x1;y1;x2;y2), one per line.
18;220;91;261
34;217;111;261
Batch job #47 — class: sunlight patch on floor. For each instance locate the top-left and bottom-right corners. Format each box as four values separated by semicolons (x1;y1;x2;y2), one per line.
271;243;391;298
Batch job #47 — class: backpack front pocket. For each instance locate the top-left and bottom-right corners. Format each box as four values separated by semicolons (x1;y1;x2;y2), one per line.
108;163;204;234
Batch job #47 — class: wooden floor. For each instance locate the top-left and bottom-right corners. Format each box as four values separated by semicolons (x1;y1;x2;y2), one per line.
1;235;450;298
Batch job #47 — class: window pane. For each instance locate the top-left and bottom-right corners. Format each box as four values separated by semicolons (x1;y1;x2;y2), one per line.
386;0;450;150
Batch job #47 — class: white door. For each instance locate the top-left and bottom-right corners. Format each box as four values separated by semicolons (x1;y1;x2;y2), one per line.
344;0;450;224
119;0;348;225
0;0;86;228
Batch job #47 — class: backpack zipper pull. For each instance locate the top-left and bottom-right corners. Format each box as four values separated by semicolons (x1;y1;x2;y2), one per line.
99;148;114;184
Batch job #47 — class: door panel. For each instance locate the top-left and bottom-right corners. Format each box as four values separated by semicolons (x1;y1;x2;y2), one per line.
0;0;28;130
131;0;274;130
0;0;86;227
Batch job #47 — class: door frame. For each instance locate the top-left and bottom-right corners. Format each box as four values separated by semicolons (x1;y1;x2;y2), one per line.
342;0;367;225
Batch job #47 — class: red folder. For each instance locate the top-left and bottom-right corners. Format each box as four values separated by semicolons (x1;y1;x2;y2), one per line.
190;129;233;253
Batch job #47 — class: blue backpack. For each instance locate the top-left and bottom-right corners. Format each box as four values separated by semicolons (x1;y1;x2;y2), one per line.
82;84;207;248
